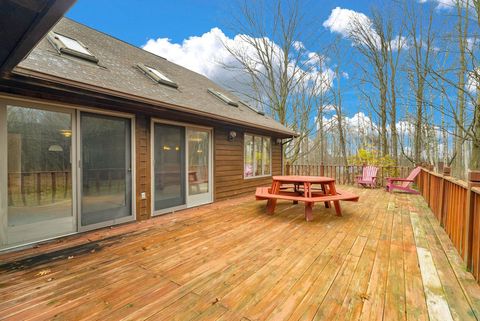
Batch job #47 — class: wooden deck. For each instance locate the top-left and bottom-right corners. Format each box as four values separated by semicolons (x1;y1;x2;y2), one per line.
1;186;480;321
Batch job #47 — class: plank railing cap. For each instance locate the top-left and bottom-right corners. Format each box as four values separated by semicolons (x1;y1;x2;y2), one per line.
443;166;451;176
468;170;480;183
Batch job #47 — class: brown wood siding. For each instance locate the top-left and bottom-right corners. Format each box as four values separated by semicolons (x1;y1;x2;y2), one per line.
135;114;151;221
214;128;282;201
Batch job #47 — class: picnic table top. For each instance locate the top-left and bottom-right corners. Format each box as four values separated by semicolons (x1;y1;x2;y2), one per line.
272;175;336;183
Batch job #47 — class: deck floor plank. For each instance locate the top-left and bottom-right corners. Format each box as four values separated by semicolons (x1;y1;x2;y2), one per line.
1;187;480;321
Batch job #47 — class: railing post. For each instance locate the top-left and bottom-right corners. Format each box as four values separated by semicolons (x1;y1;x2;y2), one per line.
465;170;480;268
320;162;324;177
439;166;451;227
286;162;291;176
423;165;432;202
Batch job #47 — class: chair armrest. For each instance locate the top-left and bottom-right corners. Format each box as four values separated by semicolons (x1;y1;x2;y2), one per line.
386;178;414;182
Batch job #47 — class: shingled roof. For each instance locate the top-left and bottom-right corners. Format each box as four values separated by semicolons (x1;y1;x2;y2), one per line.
14;18;295;137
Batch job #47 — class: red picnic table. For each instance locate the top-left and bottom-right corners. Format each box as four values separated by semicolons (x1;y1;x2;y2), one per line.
255;175;359;221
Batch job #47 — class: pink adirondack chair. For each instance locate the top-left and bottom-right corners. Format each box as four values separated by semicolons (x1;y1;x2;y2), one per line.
356;165;378;188
386;167;422;194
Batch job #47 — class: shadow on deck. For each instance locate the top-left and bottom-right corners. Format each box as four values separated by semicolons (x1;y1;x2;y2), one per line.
1;186;480;321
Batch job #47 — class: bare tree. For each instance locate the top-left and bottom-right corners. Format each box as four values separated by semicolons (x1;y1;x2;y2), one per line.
222;0;330;163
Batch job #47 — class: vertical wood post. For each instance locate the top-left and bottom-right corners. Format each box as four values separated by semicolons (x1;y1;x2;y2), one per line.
51;172;56;202
440;166;451;227
465;170;480;267
7;173;13;206
286;162;291;176
36;172;41;205
320;162;324;177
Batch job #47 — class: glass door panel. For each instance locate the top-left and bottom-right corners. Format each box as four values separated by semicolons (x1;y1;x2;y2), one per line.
187;128;212;207
6;105;75;245
153;123;186;212
80;112;132;227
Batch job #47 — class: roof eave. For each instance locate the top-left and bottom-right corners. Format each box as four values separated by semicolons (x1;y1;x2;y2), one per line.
10;67;296;137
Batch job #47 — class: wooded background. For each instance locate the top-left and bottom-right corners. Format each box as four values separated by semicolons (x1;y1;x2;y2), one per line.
222;0;479;179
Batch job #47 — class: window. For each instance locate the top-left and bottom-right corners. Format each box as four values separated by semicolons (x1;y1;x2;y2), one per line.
244;134;271;178
137;63;178;88
207;88;238;107
48;32;98;62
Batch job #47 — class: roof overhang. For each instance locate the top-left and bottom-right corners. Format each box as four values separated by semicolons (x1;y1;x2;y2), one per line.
0;0;76;76
10;67;297;137
1;69;297;138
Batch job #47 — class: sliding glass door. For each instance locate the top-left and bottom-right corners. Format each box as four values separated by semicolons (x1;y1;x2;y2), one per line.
187;128;212;207
4;105;75;245
152;121;212;215
79;112;133;230
153;123;186;212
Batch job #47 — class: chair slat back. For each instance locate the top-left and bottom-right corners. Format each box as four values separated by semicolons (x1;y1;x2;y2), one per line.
362;166;378;181
402;166;422;188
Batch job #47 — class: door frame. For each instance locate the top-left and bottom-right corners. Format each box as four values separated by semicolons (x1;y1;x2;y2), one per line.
77;109;136;233
0;98;78;247
185;126;213;208
150;118;213;216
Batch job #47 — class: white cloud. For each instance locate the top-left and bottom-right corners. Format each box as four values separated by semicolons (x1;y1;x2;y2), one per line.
143;27;336;101
323;7;407;51
419;0;471;10
143;27;243;92
322;7;373;38
467;68;479;93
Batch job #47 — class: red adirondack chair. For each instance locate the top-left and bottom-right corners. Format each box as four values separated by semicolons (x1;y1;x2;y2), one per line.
386;167;422;194
356;165;378;188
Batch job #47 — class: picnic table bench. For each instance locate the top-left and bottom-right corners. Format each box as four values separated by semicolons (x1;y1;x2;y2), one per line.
255;175;359;221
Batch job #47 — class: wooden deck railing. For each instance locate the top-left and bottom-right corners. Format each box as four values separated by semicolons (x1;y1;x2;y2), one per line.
285;163;413;187
417;167;480;281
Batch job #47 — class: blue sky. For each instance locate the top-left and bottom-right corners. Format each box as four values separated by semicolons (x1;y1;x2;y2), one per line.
66;0;370;46
65;0;457;132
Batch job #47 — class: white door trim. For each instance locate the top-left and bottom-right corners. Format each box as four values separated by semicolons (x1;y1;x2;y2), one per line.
77;110;136;232
1;101;77;248
185;127;213;208
151;119;214;216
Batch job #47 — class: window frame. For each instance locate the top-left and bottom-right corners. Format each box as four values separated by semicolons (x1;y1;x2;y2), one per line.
48;32;99;63
137;63;179;88
243;133;272;179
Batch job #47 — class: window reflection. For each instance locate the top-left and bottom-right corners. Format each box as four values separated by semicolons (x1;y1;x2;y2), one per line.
7;106;72;227
244;134;271;178
188;130;209;196
154;124;186;210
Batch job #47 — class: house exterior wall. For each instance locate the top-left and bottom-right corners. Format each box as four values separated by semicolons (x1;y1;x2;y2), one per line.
214;128;282;201
135;114;152;221
0;92;286;249
132;115;283;220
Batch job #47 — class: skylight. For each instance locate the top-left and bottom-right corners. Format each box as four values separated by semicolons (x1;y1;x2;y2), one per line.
239;100;265;115
137;63;178;88
48;32;98;63
207;88;238;107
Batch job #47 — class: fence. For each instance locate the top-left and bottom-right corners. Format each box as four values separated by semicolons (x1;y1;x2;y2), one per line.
417;167;480;281
285;163;413;187
7;168;126;207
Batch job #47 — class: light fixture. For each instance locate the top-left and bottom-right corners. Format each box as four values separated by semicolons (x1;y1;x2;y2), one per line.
60;129;72;138
275;138;282;145
228;130;237;141
48;144;63;152
163;145;171;151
